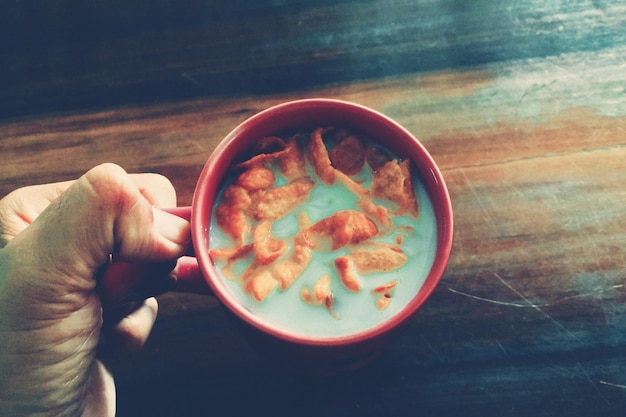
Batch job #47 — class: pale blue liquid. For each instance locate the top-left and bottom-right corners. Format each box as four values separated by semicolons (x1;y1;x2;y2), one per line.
209;159;437;339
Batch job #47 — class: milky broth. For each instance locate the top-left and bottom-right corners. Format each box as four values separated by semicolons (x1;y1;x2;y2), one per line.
209;136;438;339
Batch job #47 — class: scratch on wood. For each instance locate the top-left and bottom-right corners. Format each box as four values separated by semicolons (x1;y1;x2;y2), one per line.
448;284;623;308
449;272;614;404
599;380;626;390
494;273;612;404
447;288;537;307
495;340;509;357
461;169;498;230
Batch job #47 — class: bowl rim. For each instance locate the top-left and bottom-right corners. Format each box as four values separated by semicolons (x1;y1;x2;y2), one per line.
191;98;453;347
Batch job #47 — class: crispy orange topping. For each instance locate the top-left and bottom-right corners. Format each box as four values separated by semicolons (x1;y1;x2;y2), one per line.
335;256;361;292
254;177;314;221
307;127;336;185
304;210;378;251
244;269;278;302
330;135;366;175
349;244;408;274
236;166;276;191
211;126;420;312
372;280;398;310
272;236;312;290
280;136;308;179
371;159;419;217
253;221;287;265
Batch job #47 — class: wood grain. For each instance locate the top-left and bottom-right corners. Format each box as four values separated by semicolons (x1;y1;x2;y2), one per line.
2;1;626;416
2;0;625;118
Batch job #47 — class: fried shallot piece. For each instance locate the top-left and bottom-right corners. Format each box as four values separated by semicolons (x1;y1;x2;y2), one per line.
209;243;253;261
365;146;393;171
399;159;420;218
330;169;391;226
255;177;315;221
334;256;361;292
236;166;275;191
253;221;287;265
303;210;378;251
244;269;278;302
234;136;289;170
215;184;252;243
209;243;254;281
272;235;312;290
371;159;419;218
301;274;337;318
349;244;408;274
330;135;365;175
307;127;335;185
280;136;308;179
372;279;398;310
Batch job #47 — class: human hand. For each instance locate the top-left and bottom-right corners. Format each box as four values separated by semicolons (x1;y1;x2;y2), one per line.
0;163;190;417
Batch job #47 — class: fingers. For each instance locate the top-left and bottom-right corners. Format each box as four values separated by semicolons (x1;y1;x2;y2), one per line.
99;297;159;357
79;164;190;263
0;171;178;248
129;172;178;209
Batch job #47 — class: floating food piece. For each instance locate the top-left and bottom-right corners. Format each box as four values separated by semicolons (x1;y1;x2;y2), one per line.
372;279;398;294
244;269;278;302
372;279;398;310
334;256;361;292
255;136;288;154
255;177;315;221
307;127;336;185
221;184;253;209
330;135;365;175
371;160;404;207
212;125;421;314
332;170;391;226
215;185;252;243
272;236;312;290
357;195;391;226
301;274;337;318
234;136;289;169
399;159;419;218
209;243;253;261
280;136;308;179
371;159;419;217
376;297;391;310
349;244;408;274
304;210;378;251
236;166;276;191
215;205;247;243
209;243;254;281
365;146;393;171
253;221;287;265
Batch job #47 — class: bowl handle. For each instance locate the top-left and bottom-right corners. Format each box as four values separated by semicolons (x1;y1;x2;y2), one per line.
97;206;213;323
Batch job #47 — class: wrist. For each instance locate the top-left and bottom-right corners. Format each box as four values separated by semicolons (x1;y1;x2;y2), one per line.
0;307;100;417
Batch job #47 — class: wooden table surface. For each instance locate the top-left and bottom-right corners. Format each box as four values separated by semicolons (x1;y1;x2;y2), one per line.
2;1;626;416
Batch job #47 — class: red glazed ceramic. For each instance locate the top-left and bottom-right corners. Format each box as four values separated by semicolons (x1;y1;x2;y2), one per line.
101;98;453;375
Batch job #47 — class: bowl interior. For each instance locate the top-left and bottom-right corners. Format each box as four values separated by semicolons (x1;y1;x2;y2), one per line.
191;99;453;346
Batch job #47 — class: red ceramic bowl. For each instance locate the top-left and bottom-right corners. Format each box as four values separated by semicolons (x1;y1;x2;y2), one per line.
101;98;453;375
191;98;453;374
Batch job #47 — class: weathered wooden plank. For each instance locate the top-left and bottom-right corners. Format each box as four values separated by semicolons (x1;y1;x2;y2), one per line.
1;0;625;118
2;2;626;415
